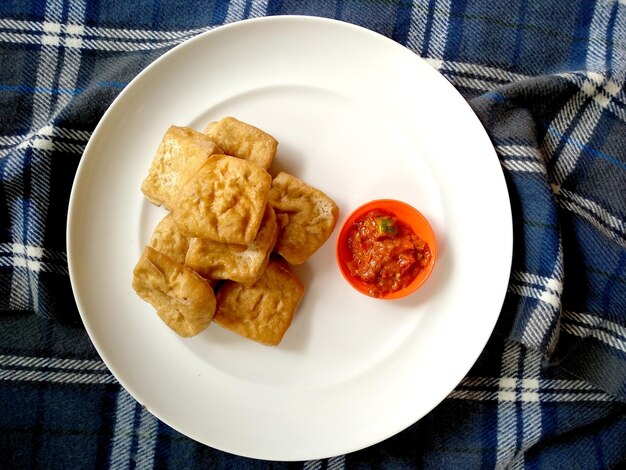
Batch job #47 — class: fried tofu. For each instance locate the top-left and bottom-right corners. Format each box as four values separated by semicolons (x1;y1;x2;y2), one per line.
133;117;340;345
141;126;222;210
203;117;277;170
172;154;272;244
214;260;304;346
185;204;278;286
148;214;189;265
132;246;216;337
268;172;339;264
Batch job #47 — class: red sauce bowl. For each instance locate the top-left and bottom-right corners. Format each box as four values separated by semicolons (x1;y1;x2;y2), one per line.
336;199;437;300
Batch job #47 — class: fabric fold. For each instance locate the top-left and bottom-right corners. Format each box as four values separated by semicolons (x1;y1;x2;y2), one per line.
469;72;626;400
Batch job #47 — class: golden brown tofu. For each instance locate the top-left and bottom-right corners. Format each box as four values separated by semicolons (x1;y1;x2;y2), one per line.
185;204;278;286
214;260;304;345
132;246;216;337
203;117;277;170
148;214;189;265
269;172;339;264
141;125;223;210
172;154;272;244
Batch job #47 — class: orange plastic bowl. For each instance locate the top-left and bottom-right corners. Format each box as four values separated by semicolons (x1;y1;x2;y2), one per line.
336;199;437;300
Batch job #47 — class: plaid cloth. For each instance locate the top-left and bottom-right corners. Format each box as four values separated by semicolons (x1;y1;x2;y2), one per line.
1;0;625;468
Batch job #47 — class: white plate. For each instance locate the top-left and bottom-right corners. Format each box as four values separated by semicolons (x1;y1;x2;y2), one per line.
67;16;512;461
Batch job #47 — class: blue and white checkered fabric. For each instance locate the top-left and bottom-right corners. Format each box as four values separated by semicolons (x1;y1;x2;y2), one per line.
1;1;625;468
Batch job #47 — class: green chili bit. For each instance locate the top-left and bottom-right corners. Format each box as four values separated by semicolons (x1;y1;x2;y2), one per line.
376;216;397;236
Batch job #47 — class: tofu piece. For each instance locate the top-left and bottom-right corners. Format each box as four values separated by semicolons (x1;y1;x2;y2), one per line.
214;260;304;346
185;204;278;286
141;126;222;210
268;172;339;264
203;117;277;170
148;214;189;265
172;154;272;244
132;247;216;337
